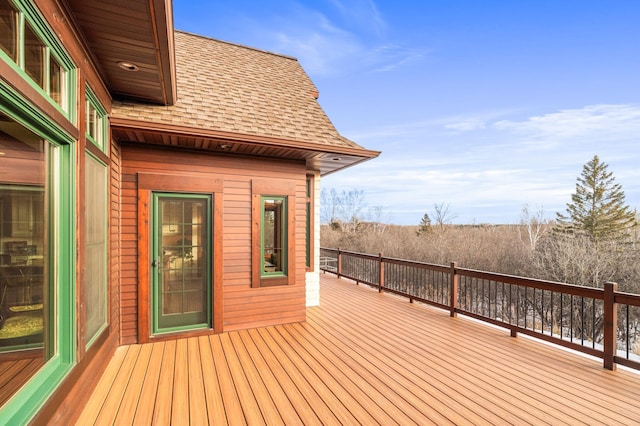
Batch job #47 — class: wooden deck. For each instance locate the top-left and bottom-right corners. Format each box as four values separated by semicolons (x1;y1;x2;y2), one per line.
76;274;640;425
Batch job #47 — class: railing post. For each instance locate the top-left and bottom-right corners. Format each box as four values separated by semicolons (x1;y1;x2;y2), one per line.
603;281;618;371
336;248;342;279
450;262;458;318
378;252;384;293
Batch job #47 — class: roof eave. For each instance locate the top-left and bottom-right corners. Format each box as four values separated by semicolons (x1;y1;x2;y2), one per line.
110;117;379;175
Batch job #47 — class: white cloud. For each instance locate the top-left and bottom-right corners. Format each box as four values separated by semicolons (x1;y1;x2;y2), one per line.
494;104;640;141
329;0;388;36
233;2;425;76
324;104;640;224
444;119;487;132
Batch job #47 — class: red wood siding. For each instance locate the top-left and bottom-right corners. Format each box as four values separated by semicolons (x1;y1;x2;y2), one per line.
120;144;307;344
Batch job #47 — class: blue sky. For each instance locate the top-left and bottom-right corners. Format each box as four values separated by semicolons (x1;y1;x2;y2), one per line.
173;1;640;225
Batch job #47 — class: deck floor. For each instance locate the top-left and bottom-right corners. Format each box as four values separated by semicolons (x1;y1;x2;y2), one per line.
77;274;640;425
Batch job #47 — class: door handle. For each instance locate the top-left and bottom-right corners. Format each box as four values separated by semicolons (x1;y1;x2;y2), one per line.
152;258;158;267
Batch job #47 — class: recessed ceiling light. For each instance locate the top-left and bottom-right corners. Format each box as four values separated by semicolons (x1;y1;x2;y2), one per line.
117;61;139;71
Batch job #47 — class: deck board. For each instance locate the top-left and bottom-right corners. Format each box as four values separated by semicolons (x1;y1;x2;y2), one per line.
76;274;640;425
153;339;176;424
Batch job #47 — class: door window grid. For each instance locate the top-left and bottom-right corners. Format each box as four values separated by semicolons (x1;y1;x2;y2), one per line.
153;194;211;334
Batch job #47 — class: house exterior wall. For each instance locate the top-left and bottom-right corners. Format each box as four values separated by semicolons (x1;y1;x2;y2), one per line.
0;1;120;423
120;144;307;344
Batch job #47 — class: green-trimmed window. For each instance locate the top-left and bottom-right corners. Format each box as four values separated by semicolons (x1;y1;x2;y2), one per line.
0;0;74;117
0;105;75;423
261;196;287;277
251;180;295;288
305;175;314;270
85;88;107;152
83;152;108;347
0;1;76;420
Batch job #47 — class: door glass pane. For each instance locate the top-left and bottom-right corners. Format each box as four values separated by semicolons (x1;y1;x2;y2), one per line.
0;0;18;62
0;112;49;407
156;196;209;332
24;22;45;89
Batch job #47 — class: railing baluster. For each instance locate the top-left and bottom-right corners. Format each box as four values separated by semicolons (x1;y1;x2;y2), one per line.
626;305;630;359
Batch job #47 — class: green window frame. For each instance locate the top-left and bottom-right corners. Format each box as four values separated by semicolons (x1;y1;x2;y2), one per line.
261;196;288;278
251;179;296;288
85;87;107;152
0;0;76;120
305;175;314;271
0;77;76;424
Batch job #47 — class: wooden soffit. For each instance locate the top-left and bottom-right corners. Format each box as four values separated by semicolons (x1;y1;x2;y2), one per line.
111;118;380;176
65;0;176;105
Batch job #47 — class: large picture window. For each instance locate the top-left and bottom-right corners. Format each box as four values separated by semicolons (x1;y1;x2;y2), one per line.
0;103;74;423
0;111;48;405
0;6;75;417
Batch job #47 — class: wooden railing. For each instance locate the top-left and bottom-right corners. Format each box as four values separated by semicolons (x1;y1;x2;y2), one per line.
320;247;640;371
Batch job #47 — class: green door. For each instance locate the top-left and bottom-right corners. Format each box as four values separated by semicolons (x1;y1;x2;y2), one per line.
152;193;211;334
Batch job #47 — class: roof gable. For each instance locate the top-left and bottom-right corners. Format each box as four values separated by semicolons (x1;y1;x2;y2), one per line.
112;31;379;174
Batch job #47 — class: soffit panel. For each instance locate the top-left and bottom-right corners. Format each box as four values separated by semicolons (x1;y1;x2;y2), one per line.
66;0;175;105
111;127;372;175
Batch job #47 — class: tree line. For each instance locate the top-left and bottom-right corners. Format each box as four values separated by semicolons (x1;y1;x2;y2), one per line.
322;155;640;294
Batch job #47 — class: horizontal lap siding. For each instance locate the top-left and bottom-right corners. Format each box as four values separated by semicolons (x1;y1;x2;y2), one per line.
120;145;307;343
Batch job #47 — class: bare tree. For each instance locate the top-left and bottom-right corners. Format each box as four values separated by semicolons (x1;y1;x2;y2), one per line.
432;202;456;232
320;188;368;232
519;204;548;251
367;205;389;235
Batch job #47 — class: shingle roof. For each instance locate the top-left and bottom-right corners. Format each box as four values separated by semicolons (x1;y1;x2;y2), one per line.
111;30;367;152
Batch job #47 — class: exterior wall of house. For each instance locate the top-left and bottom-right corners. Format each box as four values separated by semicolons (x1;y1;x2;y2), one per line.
119;144;307;344
0;1;120;423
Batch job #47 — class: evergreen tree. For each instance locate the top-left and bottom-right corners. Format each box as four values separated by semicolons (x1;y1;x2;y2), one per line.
416;213;432;236
555;155;636;243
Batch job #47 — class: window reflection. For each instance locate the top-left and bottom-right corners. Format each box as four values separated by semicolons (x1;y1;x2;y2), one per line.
49;56;63;106
0;0;18;62
23;22;45;89
263;198;285;274
0;111;48;407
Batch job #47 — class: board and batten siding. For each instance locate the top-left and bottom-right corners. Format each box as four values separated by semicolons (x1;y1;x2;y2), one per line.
120;144;307;344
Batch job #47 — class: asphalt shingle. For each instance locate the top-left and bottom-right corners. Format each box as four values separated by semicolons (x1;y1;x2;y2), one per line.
112;31;365;151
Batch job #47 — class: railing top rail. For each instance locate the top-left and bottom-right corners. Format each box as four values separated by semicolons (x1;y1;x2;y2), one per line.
456;267;604;299
321;247;609;299
381;256;450;273
325;249;380;261
614;290;640;307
